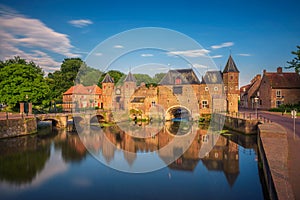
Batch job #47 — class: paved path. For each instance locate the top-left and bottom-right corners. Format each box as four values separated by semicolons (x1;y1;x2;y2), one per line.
240;109;300;199
258;111;300;199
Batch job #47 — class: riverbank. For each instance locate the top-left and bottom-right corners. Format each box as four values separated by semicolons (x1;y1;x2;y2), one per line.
0;118;37;139
258;122;294;200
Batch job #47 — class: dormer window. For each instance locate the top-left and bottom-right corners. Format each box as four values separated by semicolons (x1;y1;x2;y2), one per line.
175;77;182;85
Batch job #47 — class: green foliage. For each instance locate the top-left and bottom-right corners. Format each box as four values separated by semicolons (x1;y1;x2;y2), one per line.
134;73;166;86
133;74;153;85
152;73;166;83
47;58;84;101
286;45;300;73
98;70;125;87
0;58;50;110
0;145;50;184
269;103;300;113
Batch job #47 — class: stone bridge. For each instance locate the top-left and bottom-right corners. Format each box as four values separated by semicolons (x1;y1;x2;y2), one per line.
36;110;112;128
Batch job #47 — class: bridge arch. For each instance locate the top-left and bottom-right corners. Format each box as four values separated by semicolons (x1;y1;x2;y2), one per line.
37;118;59;127
90;115;105;124
165;105;191;121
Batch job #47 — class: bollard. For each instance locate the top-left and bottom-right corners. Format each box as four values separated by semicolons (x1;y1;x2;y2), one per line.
6;112;8;120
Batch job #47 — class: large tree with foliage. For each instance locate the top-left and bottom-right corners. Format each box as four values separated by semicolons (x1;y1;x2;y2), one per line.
286;45;300;73
47;58;85;101
0;57;50;110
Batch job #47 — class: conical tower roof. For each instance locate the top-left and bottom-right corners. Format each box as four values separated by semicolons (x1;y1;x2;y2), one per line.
124;72;136;82
223;55;239;73
102;73;114;83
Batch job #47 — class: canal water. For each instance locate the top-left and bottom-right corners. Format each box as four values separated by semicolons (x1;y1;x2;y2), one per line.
0;122;267;200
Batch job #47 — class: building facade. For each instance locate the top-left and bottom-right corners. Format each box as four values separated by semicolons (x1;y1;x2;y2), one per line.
240;74;261;109
258;67;300;109
63;56;240;119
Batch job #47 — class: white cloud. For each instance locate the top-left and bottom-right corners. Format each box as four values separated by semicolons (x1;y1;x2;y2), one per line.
211;55;223;58
93;52;103;56
211;42;234;49
166;49;210;57
68;19;93;28
113;45;124;49
237;53;251;56
0;5;79;72
141;53;153;57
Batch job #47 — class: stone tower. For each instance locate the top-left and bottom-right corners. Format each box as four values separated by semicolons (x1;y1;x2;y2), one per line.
123;72;136;110
223;55;239;113
101;73;114;110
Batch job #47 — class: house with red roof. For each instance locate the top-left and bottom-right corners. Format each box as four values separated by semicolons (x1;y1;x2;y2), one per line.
258;67;300;109
239;74;261;109
63;84;102;112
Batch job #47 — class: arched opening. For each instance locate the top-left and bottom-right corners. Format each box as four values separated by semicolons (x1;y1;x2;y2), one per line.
165;121;192;136
166;106;191;121
40;119;59;127
90;115;105;124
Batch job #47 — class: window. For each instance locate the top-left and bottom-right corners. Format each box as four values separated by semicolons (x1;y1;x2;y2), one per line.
205;87;209;91
175;77;182;85
202;135;208;143
276;90;281;98
151;101;156;106
214;86;218;91
276;100;282;108
202;100;208;108
230;76;233;80
173;86;182;94
215;152;219;158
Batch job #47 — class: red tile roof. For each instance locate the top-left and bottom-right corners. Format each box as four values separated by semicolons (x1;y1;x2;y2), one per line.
63;84;101;95
85;85;102;95
265;72;300;89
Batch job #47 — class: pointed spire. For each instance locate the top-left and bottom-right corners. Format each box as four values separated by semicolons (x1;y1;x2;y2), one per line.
124;72;136;82
223;55;239;73
102;73;114;83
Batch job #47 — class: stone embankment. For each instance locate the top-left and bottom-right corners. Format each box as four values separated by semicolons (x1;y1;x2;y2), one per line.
0;118;37;139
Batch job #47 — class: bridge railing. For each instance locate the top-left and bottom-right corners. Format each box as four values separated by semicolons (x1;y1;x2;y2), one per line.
227;111;272;123
0;112;35;120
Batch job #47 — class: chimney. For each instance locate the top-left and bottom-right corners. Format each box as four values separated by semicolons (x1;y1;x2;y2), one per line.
277;67;282;73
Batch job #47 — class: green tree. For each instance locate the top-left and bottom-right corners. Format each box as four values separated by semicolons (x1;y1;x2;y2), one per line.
152;73;166;84
47;58;85;101
286;45;300;73
133;74;153;86
0;58;50;110
98;70;125;87
76;66;102;86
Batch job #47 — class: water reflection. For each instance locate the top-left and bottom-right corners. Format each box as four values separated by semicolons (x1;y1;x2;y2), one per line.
0;123;263;200
0;129;87;187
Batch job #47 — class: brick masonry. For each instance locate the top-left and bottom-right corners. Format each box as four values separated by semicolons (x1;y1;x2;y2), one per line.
0;118;37;139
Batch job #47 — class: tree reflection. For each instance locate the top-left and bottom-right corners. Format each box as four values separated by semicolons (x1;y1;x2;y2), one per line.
0;137;50;185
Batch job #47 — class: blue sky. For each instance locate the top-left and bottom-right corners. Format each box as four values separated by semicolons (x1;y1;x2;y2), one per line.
0;0;299;86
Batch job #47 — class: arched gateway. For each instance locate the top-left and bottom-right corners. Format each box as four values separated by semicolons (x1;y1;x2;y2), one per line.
165;105;191;121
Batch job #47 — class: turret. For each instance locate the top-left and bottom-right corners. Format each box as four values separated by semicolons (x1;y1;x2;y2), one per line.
123;72;136;110
101;73;114;109
223;55;239;113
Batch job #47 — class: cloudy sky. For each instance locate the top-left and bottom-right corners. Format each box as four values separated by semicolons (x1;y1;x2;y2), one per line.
0;0;299;86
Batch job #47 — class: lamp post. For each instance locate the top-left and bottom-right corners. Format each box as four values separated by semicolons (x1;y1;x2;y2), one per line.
254;96;259;119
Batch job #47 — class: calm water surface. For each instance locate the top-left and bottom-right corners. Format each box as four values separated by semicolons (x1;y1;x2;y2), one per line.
0;123;267;200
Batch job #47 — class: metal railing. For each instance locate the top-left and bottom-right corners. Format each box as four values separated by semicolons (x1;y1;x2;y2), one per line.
226;111;272;123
